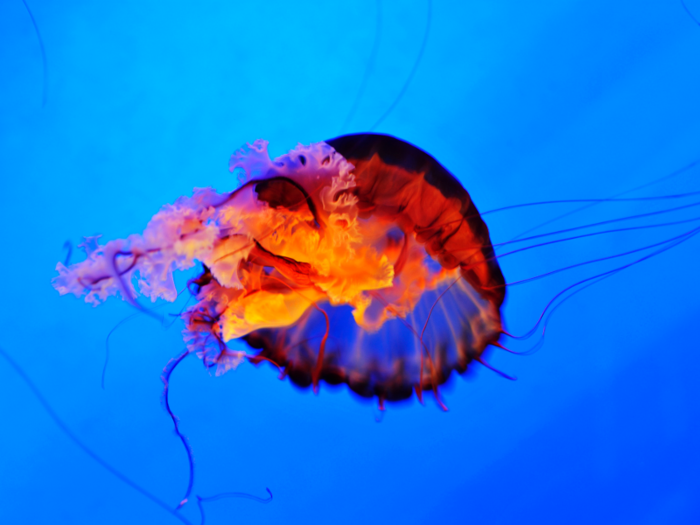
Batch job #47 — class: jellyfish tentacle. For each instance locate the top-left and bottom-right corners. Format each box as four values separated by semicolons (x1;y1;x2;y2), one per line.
62;240;73;265
311;307;330;394
196;488;272;525
474;356;517;381
367;289;444;405
493;214;700;251
161;349;197;510
503;226;700;343
103;312;140;389
682;0;700;26
20;0;48;107
0;345;194;525
370;0;432;130
509;157;700;241
486;224;700;292
260;274;330;393
340;0;382;133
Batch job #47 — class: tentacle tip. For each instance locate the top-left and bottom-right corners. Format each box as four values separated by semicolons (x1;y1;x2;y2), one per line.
414;386;425;405
476;356;518;381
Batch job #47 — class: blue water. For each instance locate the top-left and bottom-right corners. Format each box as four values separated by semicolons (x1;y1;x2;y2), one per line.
1;1;699;523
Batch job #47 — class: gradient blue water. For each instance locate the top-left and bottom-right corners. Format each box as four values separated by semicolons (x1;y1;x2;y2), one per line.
1;1;699;523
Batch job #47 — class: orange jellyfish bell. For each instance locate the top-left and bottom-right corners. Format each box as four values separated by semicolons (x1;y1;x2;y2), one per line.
240;133;506;404
53;133;505;406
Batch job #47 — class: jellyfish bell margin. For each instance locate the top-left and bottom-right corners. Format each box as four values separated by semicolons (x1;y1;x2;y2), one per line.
53;133;508;410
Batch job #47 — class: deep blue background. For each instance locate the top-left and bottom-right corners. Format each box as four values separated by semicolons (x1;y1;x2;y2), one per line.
1;1;699;523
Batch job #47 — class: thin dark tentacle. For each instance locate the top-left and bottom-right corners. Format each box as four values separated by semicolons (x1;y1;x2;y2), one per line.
162;349;196;509
489;225;700;290
682;0;700;26
62;241;73;266
508;157;700;241
503;227;700;342
475;356;516;381
20;0;48;107
0;345;194;525
370;0;432;130
103;293;185;389
102;312;141;389
196;489;273;525
481;187;700;217
340;0;382;132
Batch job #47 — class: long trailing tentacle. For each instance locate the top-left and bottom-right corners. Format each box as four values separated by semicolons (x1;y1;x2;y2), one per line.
481;184;700;217
0;345;194;525
103;312;140;389
681;0;700;26
340;0;382;133
501;226;700;345
507;157;700;241
370;0;432;130
161;349;197;509
161;345;276;513
196;488;272;525
20;0;48;107
103;287;189;389
491;225;700;289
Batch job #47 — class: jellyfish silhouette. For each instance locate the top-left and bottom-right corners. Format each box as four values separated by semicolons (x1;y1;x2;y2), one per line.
53;133;507;408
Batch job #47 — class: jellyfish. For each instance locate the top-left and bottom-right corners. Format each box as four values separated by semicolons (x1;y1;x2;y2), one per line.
48;130;700;525
53;133;507;409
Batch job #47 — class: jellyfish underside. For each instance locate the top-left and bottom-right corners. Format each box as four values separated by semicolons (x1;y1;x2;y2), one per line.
53;133;508;405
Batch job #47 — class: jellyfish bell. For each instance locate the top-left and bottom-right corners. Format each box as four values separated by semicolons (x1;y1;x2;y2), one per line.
239;133;507;404
53;133;507;407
